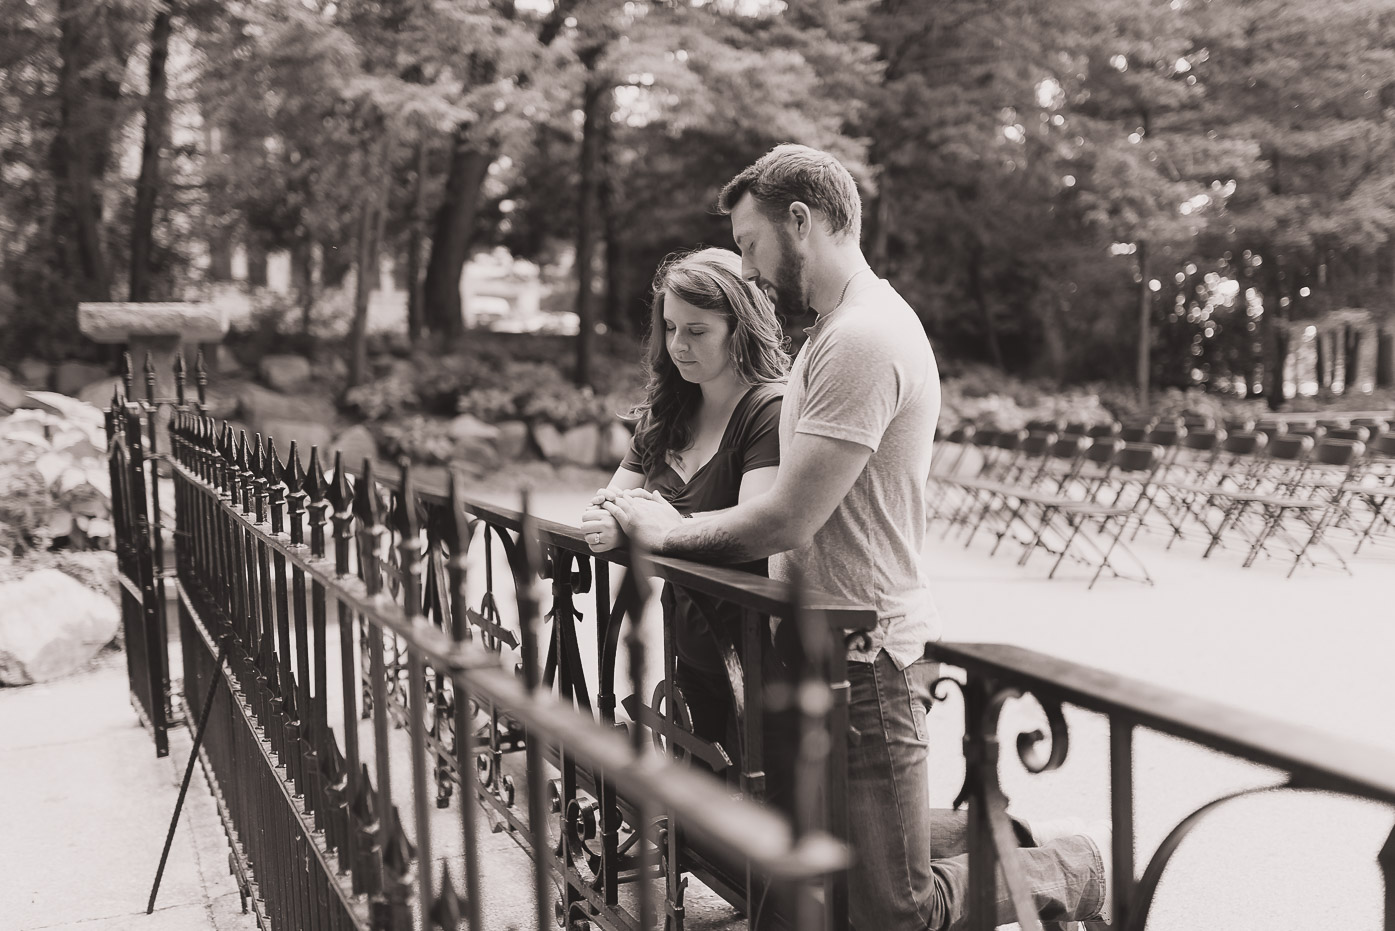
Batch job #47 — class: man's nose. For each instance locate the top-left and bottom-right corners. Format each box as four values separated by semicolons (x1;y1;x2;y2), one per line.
741;256;758;281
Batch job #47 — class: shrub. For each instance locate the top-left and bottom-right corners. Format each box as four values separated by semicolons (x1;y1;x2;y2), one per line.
0;406;112;557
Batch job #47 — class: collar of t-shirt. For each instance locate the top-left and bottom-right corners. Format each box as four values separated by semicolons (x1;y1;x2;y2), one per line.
805;273;884;339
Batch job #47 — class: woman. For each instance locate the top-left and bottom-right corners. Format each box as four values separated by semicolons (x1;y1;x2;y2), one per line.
581;247;788;763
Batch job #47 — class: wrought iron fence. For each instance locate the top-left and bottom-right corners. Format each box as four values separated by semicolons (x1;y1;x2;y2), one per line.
104;360;1395;931
931;641;1395;931
143;381;868;931
103;353;201;756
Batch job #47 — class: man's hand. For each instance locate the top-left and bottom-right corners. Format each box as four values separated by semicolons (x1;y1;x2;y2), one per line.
602;489;684;552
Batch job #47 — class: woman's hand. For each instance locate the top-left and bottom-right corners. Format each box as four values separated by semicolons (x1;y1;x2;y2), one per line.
580;505;625;552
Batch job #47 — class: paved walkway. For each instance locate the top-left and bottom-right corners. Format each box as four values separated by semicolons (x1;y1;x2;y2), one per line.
0;651;255;931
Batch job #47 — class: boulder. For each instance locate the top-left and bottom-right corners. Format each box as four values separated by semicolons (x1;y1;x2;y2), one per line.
0;568;119;685
453;436;500;472
16;359;52;389
560;423;601;467
448;413;500;443
532;422;565;463
77;376;125;411
329;425;378;469
494;420;531;461
258;353;313;392
0;368;26;414
54;361;110;397
236;383;336;436
597;421;633;468
258;418;333;455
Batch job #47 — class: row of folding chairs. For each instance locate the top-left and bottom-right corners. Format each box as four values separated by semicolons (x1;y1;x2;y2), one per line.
930;416;1395;580
928;427;1164;588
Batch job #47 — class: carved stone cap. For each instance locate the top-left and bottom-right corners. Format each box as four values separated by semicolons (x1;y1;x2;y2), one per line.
78;302;230;343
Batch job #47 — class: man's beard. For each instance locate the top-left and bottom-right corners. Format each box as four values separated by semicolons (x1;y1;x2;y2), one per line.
766;234;811;320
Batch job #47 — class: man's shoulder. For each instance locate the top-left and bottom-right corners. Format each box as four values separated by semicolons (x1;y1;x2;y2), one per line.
820;285;927;358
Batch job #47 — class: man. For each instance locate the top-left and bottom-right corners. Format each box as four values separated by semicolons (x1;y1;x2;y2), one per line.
601;144;1110;930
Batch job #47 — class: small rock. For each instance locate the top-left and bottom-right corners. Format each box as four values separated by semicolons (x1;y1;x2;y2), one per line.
598;420;633;468
0;368;26;414
448;413;500;442
495;420;531;461
560;423;601;467
330;424;378;469
16;359;52;389
0;568;119;685
258;353;313;392
533;422;564;462
54;361;110;397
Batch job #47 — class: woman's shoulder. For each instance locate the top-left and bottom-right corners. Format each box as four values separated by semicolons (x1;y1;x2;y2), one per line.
746;381;785;409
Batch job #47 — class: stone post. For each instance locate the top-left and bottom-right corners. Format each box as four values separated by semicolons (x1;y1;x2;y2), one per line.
77;302;229;403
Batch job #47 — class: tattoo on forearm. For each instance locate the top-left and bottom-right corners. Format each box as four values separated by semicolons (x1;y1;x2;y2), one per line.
660;522;753;563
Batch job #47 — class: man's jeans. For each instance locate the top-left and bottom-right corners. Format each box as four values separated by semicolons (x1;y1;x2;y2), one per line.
846;652;1107;930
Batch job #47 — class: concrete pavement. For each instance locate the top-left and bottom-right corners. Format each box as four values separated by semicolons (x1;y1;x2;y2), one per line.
0;649;255;931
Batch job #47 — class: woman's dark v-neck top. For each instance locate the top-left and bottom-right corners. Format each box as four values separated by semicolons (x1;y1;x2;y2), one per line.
619;383;783;671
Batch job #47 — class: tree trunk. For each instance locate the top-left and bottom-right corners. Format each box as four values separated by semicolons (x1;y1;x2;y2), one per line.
404;140;429;348
1376;325;1394;388
1136;241;1151;406
1344;324;1362;391
965;244;1004;369
599;113;628;334
422;126;491;341
246;241;268;288
129;2;172;302
574;68;608;387
1315;328;1328;392
51;0;135;303
292;238;316;336
348;172;390;389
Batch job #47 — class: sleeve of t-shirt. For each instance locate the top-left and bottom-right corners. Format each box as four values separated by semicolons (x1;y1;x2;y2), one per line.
792;321;903;452
740;391;782;473
619;433;644;473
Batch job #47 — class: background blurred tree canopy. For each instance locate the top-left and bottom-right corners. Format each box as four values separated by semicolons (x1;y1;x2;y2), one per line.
3;0;1394;405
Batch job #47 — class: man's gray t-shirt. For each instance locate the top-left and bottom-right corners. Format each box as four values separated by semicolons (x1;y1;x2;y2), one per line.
770;275;941;669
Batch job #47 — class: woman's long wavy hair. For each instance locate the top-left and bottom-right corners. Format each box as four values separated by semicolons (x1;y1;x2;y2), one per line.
629;247;790;477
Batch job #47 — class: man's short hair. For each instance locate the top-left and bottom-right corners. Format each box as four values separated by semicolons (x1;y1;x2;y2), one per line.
717;144;862;240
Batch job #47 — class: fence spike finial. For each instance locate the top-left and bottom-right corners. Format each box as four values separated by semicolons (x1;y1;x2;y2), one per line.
218;422;234;460
173;353;186;406
430;865;463;930
304;446;327;502
393;456;421;538
283;440;306;493
235;430;250;471
249;432;265;476
263;436;280;484
110;381;123;411
327;450;352;514
143;351;156;402
382;805;417;877
121;351;134;395
353;457;381;526
193;348;207;407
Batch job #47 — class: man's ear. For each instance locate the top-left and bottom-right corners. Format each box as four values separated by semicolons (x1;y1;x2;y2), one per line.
788;201;813;240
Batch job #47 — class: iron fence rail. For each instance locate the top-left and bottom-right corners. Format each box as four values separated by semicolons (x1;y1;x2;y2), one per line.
929;640;1395;931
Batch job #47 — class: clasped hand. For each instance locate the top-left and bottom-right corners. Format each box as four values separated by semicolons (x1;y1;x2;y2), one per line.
580;487;683;552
